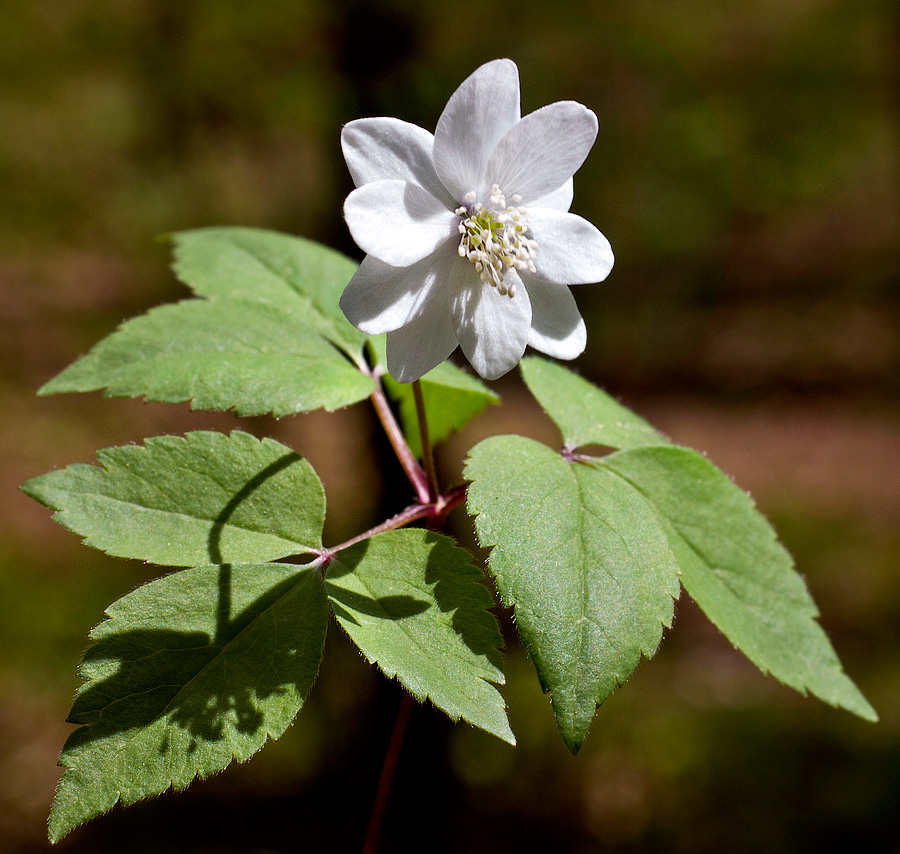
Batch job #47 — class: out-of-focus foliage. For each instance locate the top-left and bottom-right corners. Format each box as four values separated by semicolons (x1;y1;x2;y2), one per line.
2;0;898;851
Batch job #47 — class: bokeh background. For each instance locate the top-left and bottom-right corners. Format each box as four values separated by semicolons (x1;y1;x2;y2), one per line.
2;1;899;851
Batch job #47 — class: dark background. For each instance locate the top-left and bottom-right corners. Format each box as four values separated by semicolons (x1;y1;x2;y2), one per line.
2;1;898;851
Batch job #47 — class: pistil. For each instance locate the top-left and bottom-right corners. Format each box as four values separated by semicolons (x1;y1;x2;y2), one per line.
456;184;538;297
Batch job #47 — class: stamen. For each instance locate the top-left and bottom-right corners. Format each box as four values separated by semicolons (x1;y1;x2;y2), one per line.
456;185;537;297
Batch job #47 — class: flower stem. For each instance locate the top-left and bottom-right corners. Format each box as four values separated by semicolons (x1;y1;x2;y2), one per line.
412;379;439;505
362;691;414;854
370;379;429;505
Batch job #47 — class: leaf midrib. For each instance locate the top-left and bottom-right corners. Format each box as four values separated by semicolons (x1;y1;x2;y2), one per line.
60;491;316;555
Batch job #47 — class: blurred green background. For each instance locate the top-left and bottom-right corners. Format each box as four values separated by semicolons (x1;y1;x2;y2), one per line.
2;0;899;851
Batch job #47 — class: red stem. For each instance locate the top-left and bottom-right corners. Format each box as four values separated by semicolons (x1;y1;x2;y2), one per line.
369;379;430;505
361;692;414;854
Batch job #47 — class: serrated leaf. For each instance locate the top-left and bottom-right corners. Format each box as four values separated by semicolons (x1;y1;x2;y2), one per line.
521;356;669;450
39;297;374;415
170;227;367;362
602;445;877;721
382;360;498;458
22;431;325;566
465;436;681;752
49;563;329;843
325;528;514;744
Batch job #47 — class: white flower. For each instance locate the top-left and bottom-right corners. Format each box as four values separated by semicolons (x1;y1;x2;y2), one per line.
339;58;614;382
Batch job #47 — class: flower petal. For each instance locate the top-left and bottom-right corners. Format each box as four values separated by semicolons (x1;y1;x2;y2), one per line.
341;117;456;208
433;59;521;202
528;208;614;285
340;249;451;335
452;271;532;380
523;276;587;360
386;291;458;383
531;177;573;212
344;180;456;267
486;101;598;202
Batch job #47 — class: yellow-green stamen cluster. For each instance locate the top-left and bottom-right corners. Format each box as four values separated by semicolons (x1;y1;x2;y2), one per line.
456;184;538;297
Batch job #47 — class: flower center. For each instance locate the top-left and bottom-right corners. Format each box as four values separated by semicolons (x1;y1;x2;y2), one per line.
455;185;538;297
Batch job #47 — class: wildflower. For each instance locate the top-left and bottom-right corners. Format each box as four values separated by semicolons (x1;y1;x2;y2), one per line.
340;59;614;382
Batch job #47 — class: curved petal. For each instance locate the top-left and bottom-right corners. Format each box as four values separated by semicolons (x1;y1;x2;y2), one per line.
528;208;614;285
523;276;587;360
433;59;521;202
486;101;598;202
344;180;457;267
340;245;456;335
341;118;456;208
386;290;458;383
451;270;532;380
531;177;573;212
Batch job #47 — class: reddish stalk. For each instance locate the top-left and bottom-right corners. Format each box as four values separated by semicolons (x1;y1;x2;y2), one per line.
361;691;414;854
360;374;446;852
369;379;430;505
411;379;439;505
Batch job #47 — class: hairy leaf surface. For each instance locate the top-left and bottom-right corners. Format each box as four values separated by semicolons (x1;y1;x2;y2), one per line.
39;298;374;415
326;529;514;744
521;357;669;450
22;431;325;566
602;446;877;720
48;564;329;842
465;436;680;752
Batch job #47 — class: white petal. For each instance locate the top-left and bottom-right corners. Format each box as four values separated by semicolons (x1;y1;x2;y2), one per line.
386;292;458;383
531;177;573;212
486;102;598;202
433;59;521;202
340;251;454;335
523;276;587;360
344;180;456;267
528;208;614;285
341;118;456;208
451;270;532;380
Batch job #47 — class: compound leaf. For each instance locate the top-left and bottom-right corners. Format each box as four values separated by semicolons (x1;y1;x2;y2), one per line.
325;528;514;744
48;563;329;843
465;436;680;753
39;298;374;415
602;445;877;721
22;431;325;566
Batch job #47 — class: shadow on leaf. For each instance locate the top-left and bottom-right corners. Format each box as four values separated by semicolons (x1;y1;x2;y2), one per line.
422;531;505;671
325;536;431;624
207;449;304;566
62;566;327;764
326;530;504;672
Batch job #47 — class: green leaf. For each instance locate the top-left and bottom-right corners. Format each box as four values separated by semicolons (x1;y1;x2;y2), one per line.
383;360;498;458
171;226;367;362
38;298;374;415
520;356;669;450
465;436;681;752
325;528;514;744
602;446;877;721
49;563;329;843
22;431;325;566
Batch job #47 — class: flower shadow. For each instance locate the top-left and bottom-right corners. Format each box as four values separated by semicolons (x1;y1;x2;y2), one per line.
64;569;307;759
62;452;329;763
